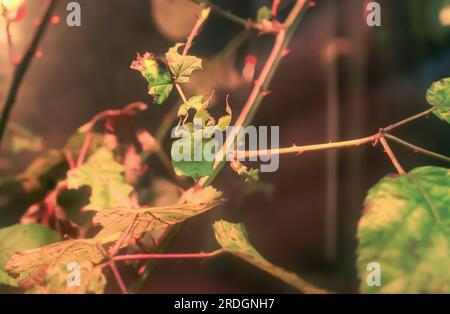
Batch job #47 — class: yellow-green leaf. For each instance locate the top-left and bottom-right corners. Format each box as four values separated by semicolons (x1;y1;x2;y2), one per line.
213;220;327;294
0;224;59;287
357;166;450;293
5;238;106;289
93;186;222;247
426;78;450;124
131;52;173;104
67;148;133;211
166;43;202;84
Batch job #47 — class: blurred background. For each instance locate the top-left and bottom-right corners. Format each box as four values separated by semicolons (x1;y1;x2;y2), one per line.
0;0;449;293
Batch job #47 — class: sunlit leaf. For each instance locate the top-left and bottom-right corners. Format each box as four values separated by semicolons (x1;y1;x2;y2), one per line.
171;134;216;180
30;261;106;294
426;78;450;124
0;224;59;287
131;53;173;104
357;166;450;293
5;237;105;289
93;186;222;248
166;43;202;84
67;148;133;211
213;220;327;294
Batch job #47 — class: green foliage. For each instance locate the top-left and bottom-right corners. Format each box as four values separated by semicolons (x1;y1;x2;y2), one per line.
426;78;450;123
166;43;203;84
257;6;273;22
213;220;327;293
131;52;173;104
172;95;232;180
357;166;450;293
67;148;133;211
0;224;59;287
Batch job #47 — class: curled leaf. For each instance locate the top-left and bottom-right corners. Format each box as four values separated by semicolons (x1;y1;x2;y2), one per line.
131;53;173;104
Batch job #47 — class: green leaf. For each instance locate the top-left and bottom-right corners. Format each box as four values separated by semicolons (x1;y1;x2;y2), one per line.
0;224;59;287
357;166;450;293
131;52;173;104
217;97;232;131
67;148;133;211
426;78;450;124
94;186;222;248
171;134;216;179
177;95;209;118
213;220;327;293
166;43;203;84
257;6;273;22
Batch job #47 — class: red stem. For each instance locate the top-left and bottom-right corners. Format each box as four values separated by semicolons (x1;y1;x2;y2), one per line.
113;249;223;262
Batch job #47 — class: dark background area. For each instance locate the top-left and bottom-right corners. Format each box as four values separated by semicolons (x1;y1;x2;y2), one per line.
0;0;449;293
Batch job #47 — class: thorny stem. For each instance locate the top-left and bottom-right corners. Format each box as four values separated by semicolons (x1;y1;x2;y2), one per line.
0;0;58;149
239;108;447;163
382;107;434;132
379;135;406;174
201;0;309;186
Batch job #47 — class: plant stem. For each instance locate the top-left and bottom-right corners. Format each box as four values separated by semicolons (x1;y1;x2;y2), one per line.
202;0;309;186
0;0;58;149
109;261;128;294
382;107;434;132
189;0;258;30
175;83;188;103
384;134;450;163
241;135;376;159
183;7;210;56
113;249;223;262
238;108;447;162
379;135;406;174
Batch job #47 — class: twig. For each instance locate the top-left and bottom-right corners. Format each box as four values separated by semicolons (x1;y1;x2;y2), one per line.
113;249;223;262
76;131;92;166
189;0;259;31
175;83;188;103
384;134;450;163
0;0;58;149
109;261;128;294
382;107;434;132
109;214;137;257
1;3;14;66
241;135;376;159
183;7;210;56
201;0;309;186
272;0;281;16
237;107;444;160
379;135;406;174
